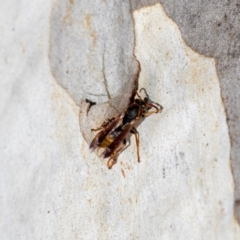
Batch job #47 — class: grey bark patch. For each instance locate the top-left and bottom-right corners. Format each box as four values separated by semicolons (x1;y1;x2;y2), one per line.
49;0;138;106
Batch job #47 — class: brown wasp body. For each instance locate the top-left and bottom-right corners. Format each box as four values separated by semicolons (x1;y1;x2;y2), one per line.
89;89;163;169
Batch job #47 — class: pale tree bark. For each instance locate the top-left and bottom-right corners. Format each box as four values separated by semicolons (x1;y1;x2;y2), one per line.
0;0;240;239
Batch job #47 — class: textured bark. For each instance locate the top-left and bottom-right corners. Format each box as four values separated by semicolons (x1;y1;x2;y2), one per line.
0;0;240;239
131;0;240;223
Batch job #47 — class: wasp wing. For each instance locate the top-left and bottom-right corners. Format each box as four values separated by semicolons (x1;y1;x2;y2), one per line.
89;113;125;152
101;119;138;159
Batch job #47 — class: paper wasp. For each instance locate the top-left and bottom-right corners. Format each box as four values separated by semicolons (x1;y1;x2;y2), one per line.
89;88;163;169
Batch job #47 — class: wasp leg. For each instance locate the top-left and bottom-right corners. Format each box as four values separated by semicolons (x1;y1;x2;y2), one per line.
107;140;127;169
135;90;144;101
85;99;96;115
131;127;140;162
107;158;117;169
91;118;115;131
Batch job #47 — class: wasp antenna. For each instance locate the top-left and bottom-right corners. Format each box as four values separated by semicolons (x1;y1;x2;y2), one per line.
139;88;149;99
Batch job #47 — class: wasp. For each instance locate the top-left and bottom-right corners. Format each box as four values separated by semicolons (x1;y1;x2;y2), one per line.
89;88;163;169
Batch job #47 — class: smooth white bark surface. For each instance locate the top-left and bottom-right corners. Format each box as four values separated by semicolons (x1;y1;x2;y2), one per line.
0;1;239;239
